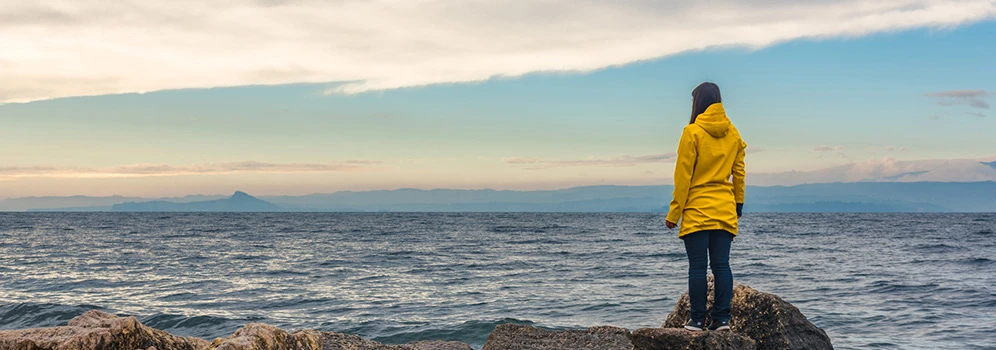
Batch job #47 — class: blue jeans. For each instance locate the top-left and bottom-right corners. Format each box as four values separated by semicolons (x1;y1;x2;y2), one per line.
682;230;734;323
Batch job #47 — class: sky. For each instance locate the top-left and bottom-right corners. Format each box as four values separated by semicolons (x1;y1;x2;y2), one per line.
1;0;995;198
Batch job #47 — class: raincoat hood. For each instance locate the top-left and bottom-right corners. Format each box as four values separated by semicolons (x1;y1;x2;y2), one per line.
694;103;731;138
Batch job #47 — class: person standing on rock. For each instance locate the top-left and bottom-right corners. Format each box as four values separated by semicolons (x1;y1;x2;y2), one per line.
665;82;746;332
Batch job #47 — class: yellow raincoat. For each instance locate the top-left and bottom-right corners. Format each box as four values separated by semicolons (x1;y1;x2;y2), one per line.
666;103;746;238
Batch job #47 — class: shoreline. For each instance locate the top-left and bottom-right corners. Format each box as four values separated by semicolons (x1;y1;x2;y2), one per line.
0;281;832;350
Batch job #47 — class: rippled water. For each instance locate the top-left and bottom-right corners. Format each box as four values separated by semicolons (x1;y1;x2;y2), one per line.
1;213;994;349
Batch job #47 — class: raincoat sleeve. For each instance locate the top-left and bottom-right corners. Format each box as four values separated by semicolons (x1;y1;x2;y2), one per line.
667;127;696;224
732;138;746;213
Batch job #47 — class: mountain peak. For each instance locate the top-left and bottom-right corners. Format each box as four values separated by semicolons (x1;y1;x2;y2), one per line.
109;190;281;212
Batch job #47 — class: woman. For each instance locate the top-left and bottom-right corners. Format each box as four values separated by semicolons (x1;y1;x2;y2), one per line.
665;82;746;332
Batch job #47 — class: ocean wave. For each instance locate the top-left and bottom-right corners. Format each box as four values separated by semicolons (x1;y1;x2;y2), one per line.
959;257;995;266
866;281;940;294
140;313;262;339
0;302;270;339
488;225;570;233
911;243;958;253
0;303;103;330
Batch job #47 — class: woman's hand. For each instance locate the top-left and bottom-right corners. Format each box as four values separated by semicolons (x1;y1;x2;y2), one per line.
666;221;677;229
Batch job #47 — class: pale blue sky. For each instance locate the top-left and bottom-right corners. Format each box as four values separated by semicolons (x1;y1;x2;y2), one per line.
1;3;995;197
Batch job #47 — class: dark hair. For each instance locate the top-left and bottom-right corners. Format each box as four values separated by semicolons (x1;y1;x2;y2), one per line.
690;82;722;124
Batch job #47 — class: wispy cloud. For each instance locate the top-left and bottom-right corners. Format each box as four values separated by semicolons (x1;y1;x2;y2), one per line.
814;145;847;158
966;112;987;118
925;90;991;109
2;1;995;103
751;157;996;186
0;161;378;179
503;153;677;170
813;145;844;152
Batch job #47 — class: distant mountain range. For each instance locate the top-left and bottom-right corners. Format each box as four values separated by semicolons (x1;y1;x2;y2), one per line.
5;182;995;212
748;158;996;186
110;191;281;212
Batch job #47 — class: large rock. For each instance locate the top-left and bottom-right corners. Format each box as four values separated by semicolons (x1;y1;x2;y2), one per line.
0;310;209;350
210;323;322;350
662;278;833;350
481;324;634;350
630;328;755;350
321;332;472;350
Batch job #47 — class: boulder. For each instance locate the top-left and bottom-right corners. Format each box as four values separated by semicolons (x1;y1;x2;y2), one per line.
210;323;322;350
662;277;833;350
0;310;209;350
481;324;633;350
630;328;755;350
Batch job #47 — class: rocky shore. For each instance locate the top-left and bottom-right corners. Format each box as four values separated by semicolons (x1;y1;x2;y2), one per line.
0;280;832;350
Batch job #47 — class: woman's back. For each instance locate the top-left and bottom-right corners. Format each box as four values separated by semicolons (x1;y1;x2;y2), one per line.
667;102;746;238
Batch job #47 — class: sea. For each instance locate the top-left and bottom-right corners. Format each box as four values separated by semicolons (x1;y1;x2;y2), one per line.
1;212;994;350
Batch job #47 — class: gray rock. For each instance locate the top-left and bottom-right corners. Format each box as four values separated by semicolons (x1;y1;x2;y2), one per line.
630;328;755;350
662;277;833;350
481;324;633;350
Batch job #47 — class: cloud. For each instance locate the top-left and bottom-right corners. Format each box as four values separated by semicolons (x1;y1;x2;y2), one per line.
503;153;677;170
813;145;844;152
925;90;991;109
966;112;987;117
926;90;987;98
813;145;847;158
886;146;909;152
0;160;378;179
750;157;996;186
2;1;995;103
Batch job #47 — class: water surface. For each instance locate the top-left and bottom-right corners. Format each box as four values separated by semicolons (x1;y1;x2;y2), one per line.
1;212;994;349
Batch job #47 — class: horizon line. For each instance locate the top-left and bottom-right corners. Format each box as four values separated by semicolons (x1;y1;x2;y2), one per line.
4;180;995;201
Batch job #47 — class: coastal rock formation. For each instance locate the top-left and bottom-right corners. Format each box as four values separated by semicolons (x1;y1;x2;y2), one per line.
481;324;634;350
662;278;833;350
0;281;830;350
0;310;209;350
